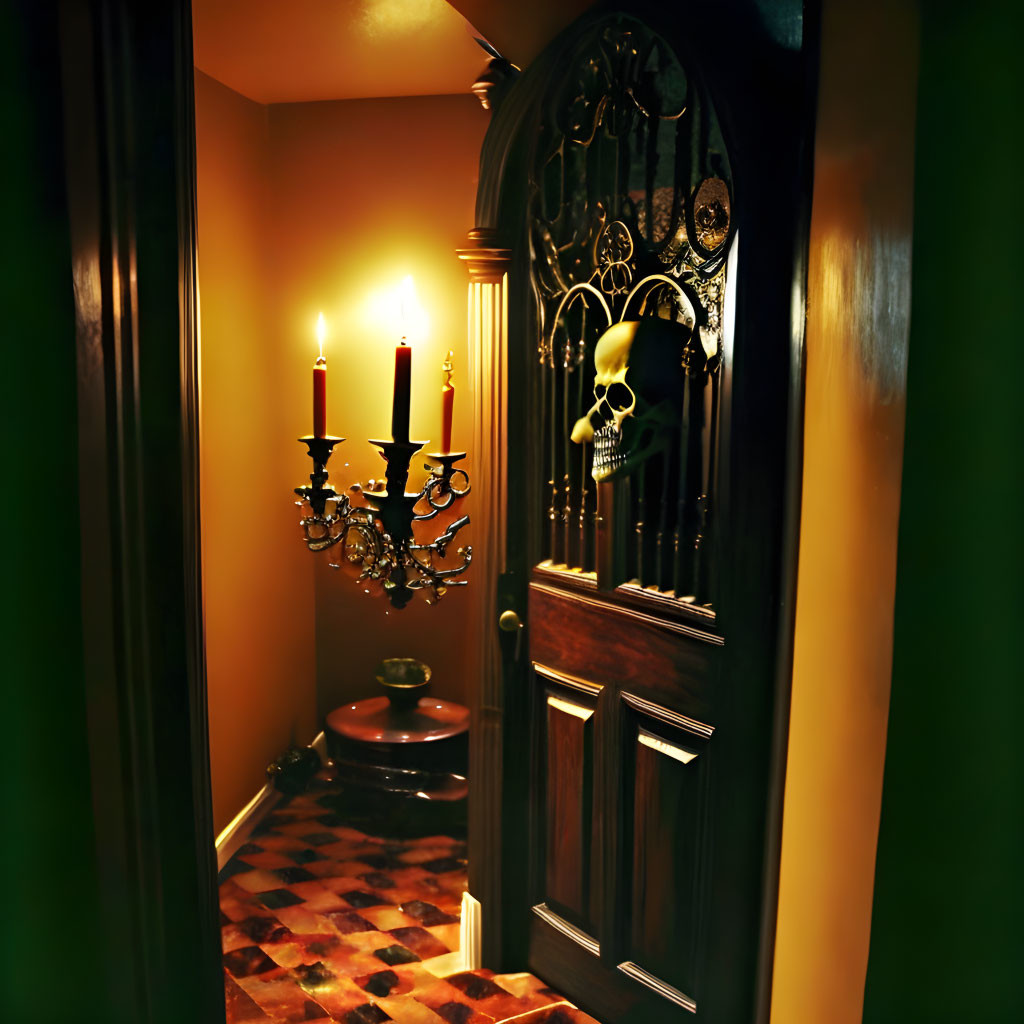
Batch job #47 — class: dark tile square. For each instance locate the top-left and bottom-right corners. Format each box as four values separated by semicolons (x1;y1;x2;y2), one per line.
357;872;396;889
293;961;334;990
543;1011;580;1024
400;899;458;926
342;890;392;909
325;910;376;934
303;936;340;957
388;926;449;959
436;1003;473;1024
256;888;304;909
218;858;254;883
446;972;511;1001
223;945;278;978
317;813;347;828
238;915;291;944
302;1000;329;1020
344;1004;391;1024
274;866;316;884
301;832;340;846
261;812;295;829
236;842;264;856
358;969;398;997
355;853;398;870
373;944;420;966
421;856;465;875
288;848;324;865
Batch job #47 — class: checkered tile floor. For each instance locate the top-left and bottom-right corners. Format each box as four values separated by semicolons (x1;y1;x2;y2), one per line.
219;773;600;1023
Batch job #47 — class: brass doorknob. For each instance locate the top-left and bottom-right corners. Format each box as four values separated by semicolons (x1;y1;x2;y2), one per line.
498;609;522;632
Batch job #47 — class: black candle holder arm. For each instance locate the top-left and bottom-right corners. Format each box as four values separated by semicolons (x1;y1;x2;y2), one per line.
414;452;470;520
294;434;471;606
408;512;471;570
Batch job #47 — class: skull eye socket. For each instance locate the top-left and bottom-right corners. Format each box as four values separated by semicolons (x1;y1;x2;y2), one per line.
606;381;633;411
594;383;607;399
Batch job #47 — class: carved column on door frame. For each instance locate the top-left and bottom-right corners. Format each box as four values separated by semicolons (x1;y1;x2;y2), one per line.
456;228;511;959
457;227;512;710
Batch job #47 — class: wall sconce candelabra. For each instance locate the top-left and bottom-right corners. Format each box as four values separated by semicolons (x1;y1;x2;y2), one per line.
293;290;471;609
294;435;471;609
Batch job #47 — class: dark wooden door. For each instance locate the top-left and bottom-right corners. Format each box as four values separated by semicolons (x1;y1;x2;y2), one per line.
467;6;816;1023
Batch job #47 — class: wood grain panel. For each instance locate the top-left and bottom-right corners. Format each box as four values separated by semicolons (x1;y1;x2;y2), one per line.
629;722;709;1003
530;582;717;721
545;691;594;925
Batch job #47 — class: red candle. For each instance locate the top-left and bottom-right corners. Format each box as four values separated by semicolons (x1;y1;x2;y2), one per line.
392;341;411;443
441;350;454;454
313;313;327;437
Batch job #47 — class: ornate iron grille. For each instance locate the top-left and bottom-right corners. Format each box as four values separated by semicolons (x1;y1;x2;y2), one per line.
528;19;733;608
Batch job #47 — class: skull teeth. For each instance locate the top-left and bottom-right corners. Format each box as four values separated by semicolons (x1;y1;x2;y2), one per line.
593;423;624;474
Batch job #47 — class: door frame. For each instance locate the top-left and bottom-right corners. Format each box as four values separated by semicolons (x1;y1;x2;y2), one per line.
59;1;223;1020
464;3;820;1020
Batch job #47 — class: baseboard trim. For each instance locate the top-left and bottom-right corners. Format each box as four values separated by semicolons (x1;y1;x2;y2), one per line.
215;732;326;870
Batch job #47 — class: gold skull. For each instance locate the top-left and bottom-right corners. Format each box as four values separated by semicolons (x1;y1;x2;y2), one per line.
571;318;689;482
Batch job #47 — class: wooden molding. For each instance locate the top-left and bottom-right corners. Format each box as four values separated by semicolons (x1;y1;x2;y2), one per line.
215;732;327;869
622;692;715;739
462;250;514;965
547;694;595;721
617;961;697;1014
533;560;718;628
530;580;723;647
532;903;601;957
533;661;603;695
457;228;512;283
638;729;699;765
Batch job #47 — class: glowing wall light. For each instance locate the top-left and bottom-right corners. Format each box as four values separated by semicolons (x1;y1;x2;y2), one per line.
292;278;470;609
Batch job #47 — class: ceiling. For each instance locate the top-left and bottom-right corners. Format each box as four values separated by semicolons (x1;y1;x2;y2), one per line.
447;0;595;69
192;0;488;104
192;0;597;105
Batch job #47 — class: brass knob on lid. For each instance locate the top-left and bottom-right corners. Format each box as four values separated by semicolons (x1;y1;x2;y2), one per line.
498;609;522;632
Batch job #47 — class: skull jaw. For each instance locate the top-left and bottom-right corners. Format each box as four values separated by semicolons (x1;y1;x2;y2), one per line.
592;422;626;481
590;403;676;483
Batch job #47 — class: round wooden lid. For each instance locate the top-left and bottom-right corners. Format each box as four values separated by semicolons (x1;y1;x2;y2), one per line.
326;695;469;745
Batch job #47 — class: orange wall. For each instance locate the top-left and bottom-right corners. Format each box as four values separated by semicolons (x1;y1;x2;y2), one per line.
265;94;487;717
770;1;918;1020
195;71;318;834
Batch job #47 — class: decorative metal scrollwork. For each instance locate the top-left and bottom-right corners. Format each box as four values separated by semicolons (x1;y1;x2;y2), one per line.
295;437;471;608
528;16;733;606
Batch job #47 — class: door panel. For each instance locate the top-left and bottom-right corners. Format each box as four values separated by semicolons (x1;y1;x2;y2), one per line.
542;680;597;928
626;711;712;1002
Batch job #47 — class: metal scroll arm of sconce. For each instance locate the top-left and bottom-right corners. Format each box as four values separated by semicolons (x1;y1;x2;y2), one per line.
293;434;472;609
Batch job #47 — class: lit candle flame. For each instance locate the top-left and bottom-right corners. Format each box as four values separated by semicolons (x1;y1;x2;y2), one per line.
364;276;429;343
316;312;326;359
398;276;416;342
